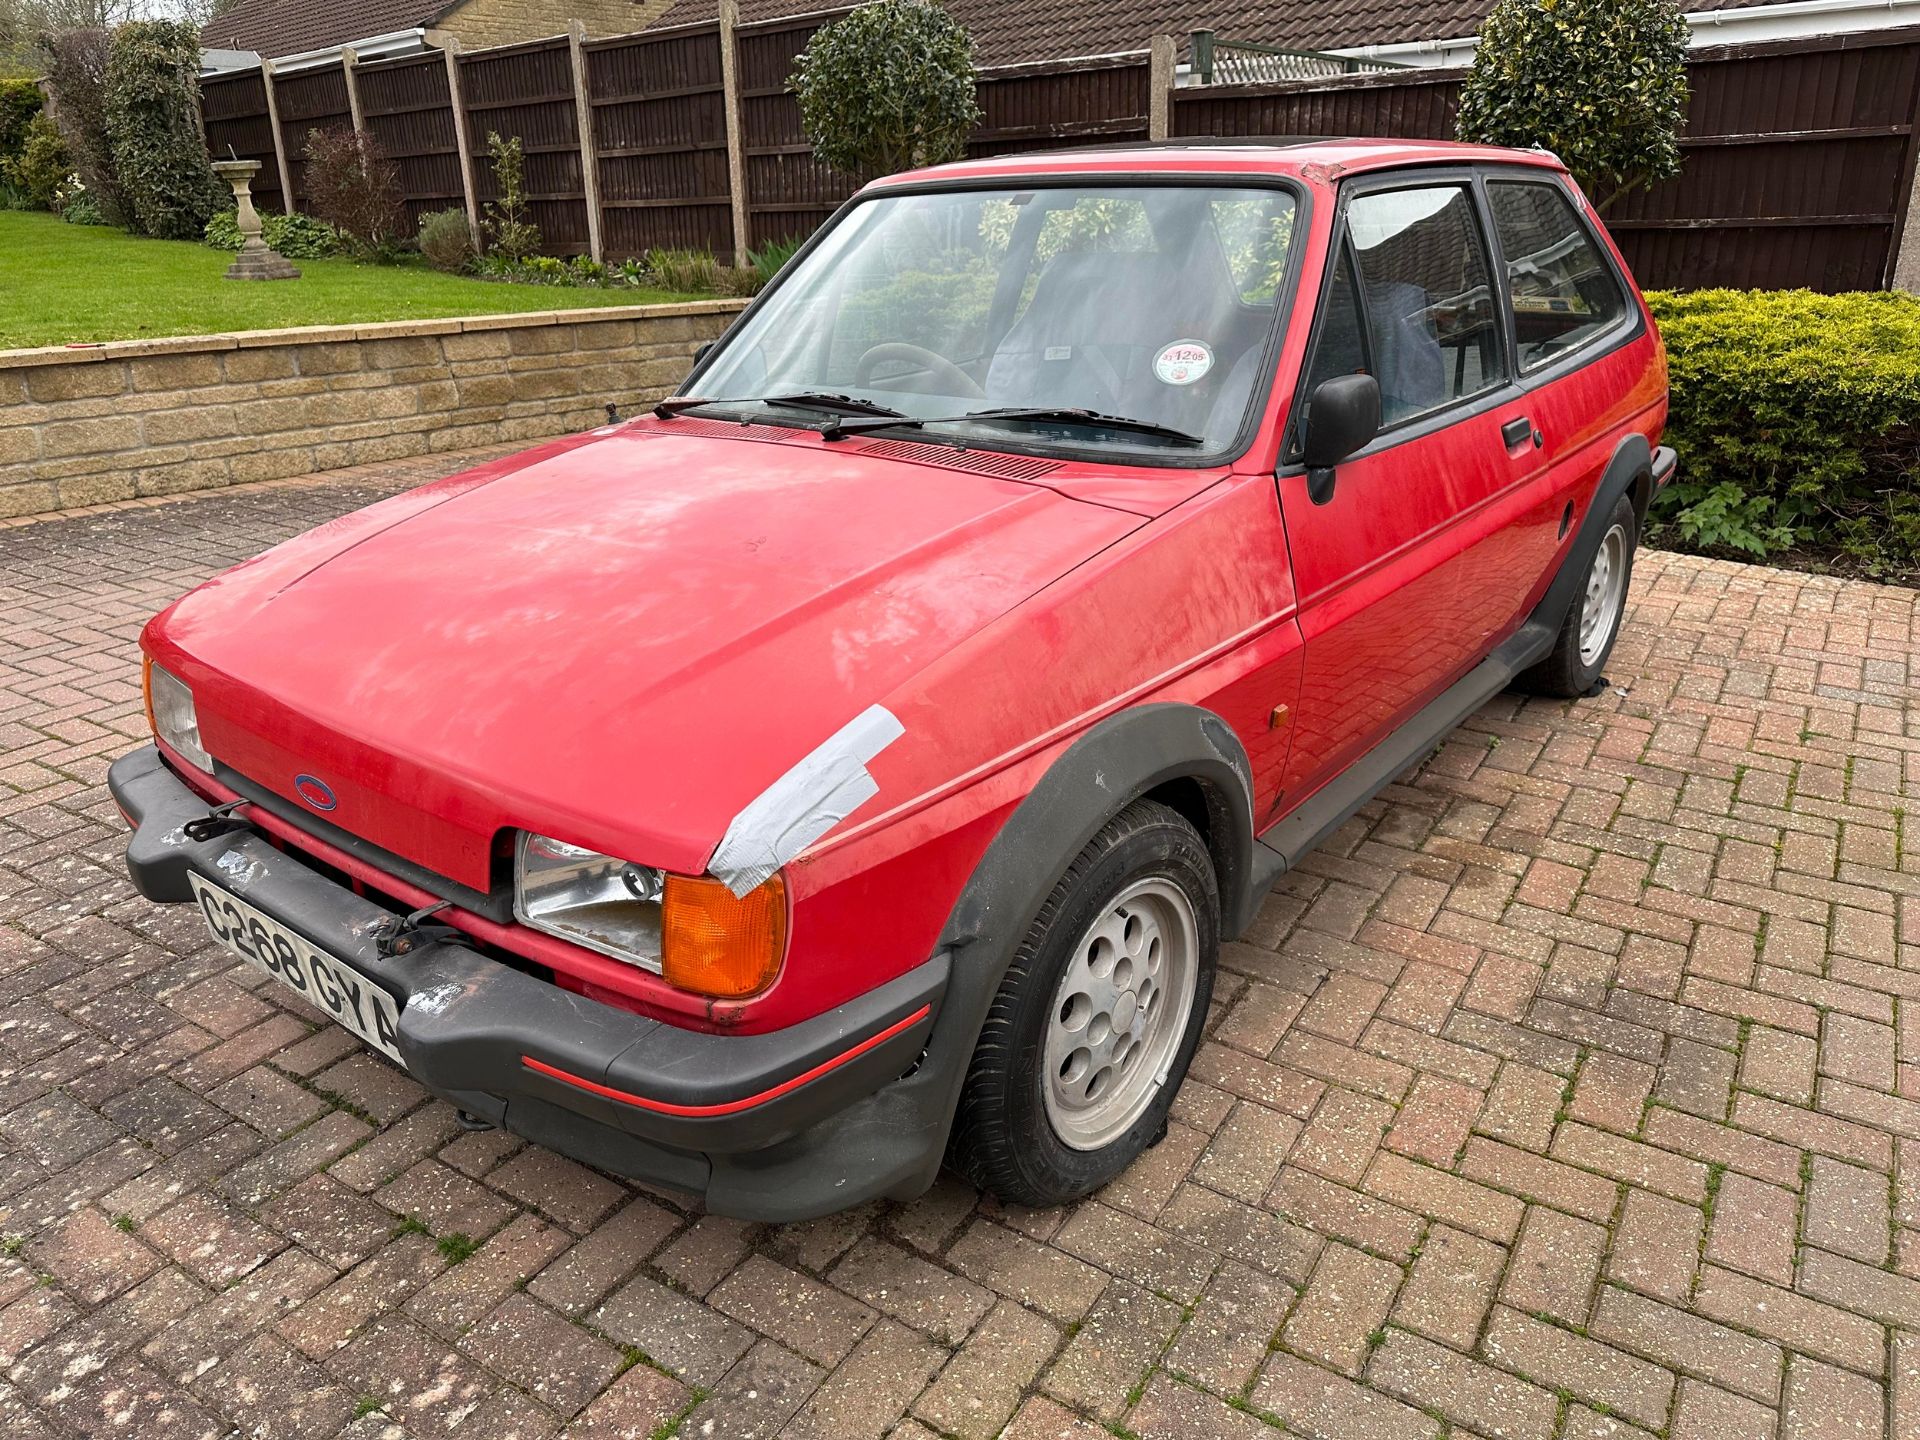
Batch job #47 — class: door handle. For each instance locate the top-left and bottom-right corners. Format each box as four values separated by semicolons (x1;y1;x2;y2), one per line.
1502;416;1543;450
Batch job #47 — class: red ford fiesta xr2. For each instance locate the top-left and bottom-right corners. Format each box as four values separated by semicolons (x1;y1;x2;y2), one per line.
112;139;1673;1219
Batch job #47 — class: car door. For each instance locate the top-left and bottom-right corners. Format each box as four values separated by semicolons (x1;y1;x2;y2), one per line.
1475;171;1644;630
1273;174;1520;806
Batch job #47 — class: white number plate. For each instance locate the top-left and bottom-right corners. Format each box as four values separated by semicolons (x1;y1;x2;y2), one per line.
188;873;406;1066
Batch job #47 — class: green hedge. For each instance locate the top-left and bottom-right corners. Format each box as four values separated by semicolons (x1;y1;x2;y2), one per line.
1647;288;1920;577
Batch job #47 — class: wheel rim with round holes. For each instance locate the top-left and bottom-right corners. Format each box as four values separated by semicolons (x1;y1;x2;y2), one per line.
1042;876;1199;1151
1578;522;1629;668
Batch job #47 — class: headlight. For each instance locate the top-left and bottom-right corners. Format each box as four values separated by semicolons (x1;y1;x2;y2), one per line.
515;834;666;969
513;833;786;998
144;659;212;771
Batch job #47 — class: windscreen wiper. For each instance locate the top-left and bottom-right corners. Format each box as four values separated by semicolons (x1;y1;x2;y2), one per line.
821;406;1205;446
653;392;909;421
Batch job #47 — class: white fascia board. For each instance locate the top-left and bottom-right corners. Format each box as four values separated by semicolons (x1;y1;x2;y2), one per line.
1335;0;1920;69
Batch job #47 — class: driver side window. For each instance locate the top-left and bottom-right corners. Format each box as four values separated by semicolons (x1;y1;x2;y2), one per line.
1345;185;1504;427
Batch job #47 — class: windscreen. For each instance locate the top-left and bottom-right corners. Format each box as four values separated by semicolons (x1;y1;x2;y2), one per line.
689;182;1301;457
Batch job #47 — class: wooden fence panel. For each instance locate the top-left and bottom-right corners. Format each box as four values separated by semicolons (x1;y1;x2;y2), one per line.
201;69;283;214
971;55;1152;156
1606;29;1920;290
459;36;590;254
199;22;1920;292
589;22;733;259
1170;67;1460;142
356;53;462;232
272;62;351;211
1170;28;1920;292
736;10;853;252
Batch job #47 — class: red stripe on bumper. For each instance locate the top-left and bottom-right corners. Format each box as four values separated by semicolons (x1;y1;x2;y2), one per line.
520;1003;933;1118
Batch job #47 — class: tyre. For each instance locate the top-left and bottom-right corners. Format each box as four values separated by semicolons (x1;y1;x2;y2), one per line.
1516;492;1638;699
949;799;1217;1207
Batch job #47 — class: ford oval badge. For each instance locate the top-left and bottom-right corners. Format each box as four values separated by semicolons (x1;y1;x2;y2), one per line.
294;774;337;811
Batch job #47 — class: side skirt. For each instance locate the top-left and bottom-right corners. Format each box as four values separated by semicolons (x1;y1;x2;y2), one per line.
1246;614;1558;897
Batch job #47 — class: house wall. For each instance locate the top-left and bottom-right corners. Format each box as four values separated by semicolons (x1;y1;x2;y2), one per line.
441;0;677;48
0;302;745;520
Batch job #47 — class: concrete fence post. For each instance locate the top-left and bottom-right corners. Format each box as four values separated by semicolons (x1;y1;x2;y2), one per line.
718;0;752;267
259;58;297;214
568;20;607;264
1149;33;1175;141
341;46;366;134
442;39;482;245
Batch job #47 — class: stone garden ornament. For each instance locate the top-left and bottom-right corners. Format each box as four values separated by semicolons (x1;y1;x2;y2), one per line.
213;158;299;281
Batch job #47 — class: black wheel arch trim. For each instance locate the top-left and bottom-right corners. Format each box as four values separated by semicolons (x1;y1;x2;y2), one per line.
1547;431;1653;631
881;704;1259;1187
936;703;1259;963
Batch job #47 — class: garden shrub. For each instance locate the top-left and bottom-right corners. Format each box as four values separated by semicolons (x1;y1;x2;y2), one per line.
40;28;128;229
203;207;344;258
1;110;63;209
0;77;41;201
302;127;403;256
264;211;345;259
643;247;761;295
0;79;39;162
644;246;717;293
418;206;474;272
1457;0;1688;207
482;131;540;261
1647;288;1920;577
104;20;225;239
790;0;978;177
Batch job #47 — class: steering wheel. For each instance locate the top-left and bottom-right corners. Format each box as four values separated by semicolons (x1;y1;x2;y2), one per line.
853;343;986;400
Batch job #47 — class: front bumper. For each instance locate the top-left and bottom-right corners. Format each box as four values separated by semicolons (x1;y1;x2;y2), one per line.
109;744;951;1220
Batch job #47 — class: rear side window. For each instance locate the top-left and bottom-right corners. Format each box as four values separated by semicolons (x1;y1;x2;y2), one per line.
1346;185;1504;427
1486;181;1628;369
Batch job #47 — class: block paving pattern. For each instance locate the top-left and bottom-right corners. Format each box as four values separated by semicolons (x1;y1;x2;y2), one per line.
0;451;1916;1439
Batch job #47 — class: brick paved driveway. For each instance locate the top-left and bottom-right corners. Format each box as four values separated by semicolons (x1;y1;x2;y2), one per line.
1;454;1916;1440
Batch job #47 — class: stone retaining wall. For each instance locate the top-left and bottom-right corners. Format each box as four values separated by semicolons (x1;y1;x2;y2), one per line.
0;300;747;519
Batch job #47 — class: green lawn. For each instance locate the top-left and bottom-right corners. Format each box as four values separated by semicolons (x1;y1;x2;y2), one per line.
0;210;701;350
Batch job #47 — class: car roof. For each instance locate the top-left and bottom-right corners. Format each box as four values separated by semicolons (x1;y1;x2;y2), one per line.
871;138;1567;190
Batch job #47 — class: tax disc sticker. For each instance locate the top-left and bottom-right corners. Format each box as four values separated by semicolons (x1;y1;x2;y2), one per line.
1154;340;1213;386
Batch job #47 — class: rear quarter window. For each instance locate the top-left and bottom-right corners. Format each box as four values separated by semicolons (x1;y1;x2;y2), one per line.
1486;180;1630;370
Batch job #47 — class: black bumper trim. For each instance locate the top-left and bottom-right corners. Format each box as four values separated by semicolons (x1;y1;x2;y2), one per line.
1652;444;1677;487
110;745;951;1217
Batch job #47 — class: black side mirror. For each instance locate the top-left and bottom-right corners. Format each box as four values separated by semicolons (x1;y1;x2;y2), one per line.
1300;373;1382;505
693;341;714;365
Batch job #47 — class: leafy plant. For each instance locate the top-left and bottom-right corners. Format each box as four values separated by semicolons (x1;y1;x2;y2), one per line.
643;246;765;295
0;76;40;202
266;210;344;259
748;234;805;280
301;126;402;256
644;246;717;293
1456;0;1689;207
39;28;127;228
58;174;103;224
103;20;226;239
0;108;61;208
417;205;473;273
0;79;39;161
1646;288;1920;579
790;0;979;177
482;130;540;261
203;206;343;258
